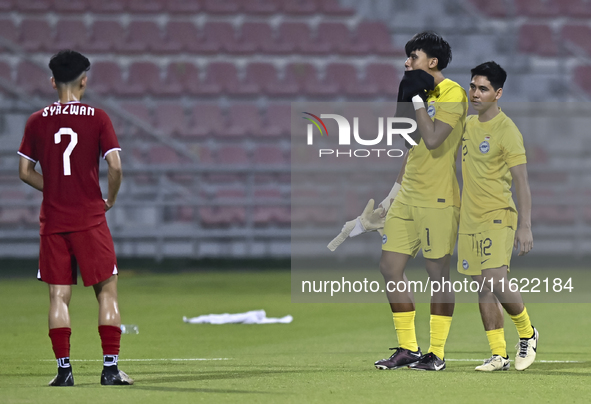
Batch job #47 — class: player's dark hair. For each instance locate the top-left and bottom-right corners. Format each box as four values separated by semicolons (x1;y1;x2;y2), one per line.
405;31;452;71
48;50;90;84
471;61;507;91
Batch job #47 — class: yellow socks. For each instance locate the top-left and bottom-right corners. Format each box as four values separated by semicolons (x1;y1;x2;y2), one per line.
486;328;507;357
510;307;533;339
393;311;418;352
428;315;452;359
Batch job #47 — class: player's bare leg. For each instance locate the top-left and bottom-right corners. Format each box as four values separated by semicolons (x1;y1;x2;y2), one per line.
472;274;509;371
479;266;537;370
93;275;133;385
375;251;422;369
48;284;74;386
408;255;453;371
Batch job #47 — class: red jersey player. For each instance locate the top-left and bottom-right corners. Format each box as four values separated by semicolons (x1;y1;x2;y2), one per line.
18;50;133;386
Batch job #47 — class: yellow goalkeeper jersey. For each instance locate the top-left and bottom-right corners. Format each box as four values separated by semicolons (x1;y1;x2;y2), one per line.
459;109;527;234
396;78;468;208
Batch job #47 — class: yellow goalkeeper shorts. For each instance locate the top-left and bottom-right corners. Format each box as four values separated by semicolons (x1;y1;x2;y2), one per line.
382;200;459;259
457;227;515;275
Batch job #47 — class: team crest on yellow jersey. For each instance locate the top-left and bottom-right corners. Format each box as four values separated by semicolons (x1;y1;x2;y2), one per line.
479;137;490;154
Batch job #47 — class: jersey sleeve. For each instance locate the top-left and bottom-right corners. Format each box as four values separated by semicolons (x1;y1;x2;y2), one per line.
18;115;38;162
98;110;121;159
500;124;527;168
433;86;467;130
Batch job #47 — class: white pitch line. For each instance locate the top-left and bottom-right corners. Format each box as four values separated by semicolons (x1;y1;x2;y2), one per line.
41;358;230;362
446;359;583;363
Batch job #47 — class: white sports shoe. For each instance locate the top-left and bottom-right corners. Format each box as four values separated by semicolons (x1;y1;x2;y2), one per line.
514;326;539;371
475;355;510;371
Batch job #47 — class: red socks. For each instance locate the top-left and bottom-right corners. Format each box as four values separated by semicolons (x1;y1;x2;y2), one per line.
98;325;121;356
49;327;71;359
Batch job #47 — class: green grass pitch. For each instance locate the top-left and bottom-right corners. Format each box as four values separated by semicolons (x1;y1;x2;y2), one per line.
1;269;590;403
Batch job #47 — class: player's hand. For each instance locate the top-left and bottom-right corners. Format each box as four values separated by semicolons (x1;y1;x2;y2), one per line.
514;226;533;256
378;198;395;218
398;70;435;102
104;199;114;211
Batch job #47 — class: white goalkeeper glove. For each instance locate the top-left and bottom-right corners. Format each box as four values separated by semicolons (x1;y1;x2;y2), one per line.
327;199;386;251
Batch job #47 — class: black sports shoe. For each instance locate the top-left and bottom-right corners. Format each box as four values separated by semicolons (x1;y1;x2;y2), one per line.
374;347;422;370
408;352;446;371
101;369;134;385
48;368;74;386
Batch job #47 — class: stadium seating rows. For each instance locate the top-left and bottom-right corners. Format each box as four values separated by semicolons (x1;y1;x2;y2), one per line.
470;0;591;17
0;18;400;56
9;60;399;98
1;0;354;15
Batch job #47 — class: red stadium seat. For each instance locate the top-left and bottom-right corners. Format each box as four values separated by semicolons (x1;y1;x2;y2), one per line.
253;145;285;165
260;104;291;137
326;63;377;96
124;62;163;96
225;104;262;137
234;22;274;54
121;102;153;125
0;0;14;11
166;0;202;13
562;24;591;56
17;0;50;12
0;190;32;225
89;62;124;95
518;24;558;57
0;18;18;51
200;188;246;226
352;22;401;55
276;22;311;53
557;0;591;18
155;104;189;137
242;63;279;95
53;0;88;13
147;145;189;164
55;20;89;52
203;22;236;53
253;188;290;225
202;62;240;94
90;0;126;13
365;63;399;96
16;61;53;96
186;104;227;138
203;0;241;14
128;0;164;13
282;0;317;15
514;0;561;17
467;0;509;17
88;20;125;53
218;145;250;165
284;63;338;96
319;0;355;15
125;21;174;54
317;22;352;54
20;18;53;52
163;62;199;95
0;61;11;82
243;0;280;14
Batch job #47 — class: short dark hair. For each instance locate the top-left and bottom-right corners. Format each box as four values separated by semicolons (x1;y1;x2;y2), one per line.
49;50;90;84
405;31;452;71
471;61;507;91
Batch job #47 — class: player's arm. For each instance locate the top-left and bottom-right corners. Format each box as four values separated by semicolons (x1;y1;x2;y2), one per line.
378;150;407;218
18;156;43;192
412;102;454;150
510;163;533;256
104;150;122;211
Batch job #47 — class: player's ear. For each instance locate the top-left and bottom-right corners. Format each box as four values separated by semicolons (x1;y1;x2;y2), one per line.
80;76;88;89
495;87;503;101
51;77;57;90
429;57;439;70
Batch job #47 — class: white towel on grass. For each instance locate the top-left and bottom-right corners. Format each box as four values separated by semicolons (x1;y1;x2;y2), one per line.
183;310;293;324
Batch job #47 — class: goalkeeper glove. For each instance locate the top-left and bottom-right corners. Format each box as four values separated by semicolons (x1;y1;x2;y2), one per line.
327;199;385;251
396;70;435;148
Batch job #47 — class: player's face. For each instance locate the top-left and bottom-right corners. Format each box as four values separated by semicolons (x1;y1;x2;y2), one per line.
405;50;436;72
469;75;501;112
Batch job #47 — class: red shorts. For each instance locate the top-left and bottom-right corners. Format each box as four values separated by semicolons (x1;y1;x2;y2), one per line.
38;221;118;287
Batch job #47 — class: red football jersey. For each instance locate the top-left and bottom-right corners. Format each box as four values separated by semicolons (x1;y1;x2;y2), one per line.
18;101;121;235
